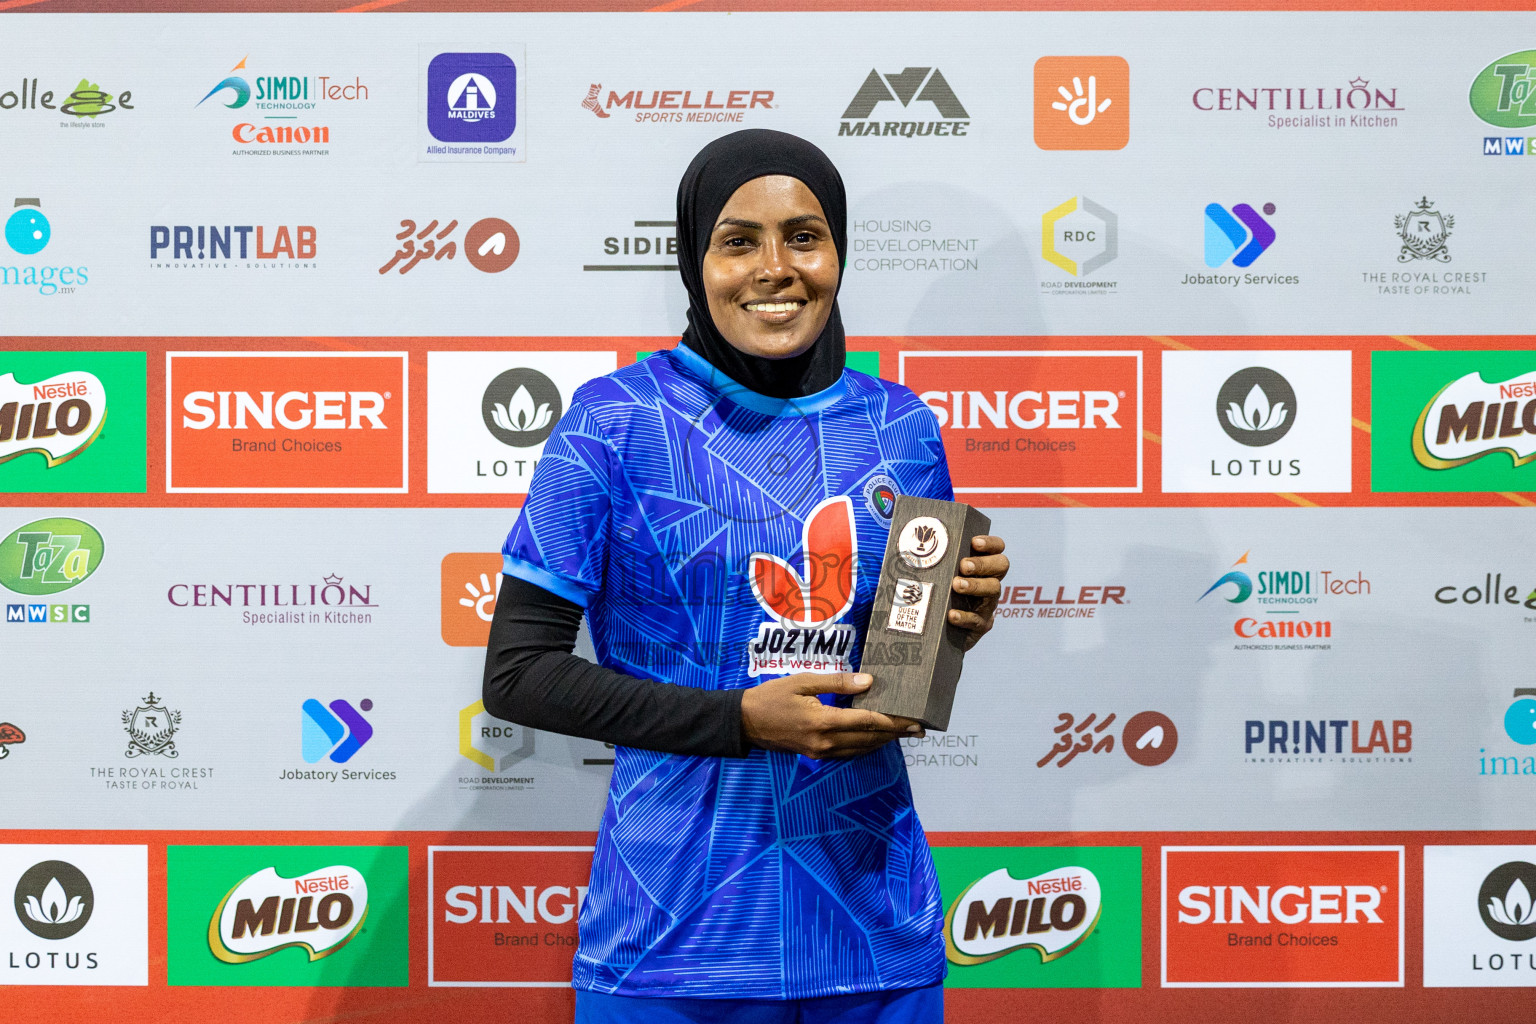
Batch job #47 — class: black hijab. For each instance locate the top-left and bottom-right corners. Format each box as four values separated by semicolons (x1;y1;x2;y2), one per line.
675;129;847;400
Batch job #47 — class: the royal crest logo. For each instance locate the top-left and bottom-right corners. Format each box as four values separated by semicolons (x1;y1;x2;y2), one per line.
208;864;368;964
1396;197;1453;263
945;865;1103;965
122;692;180;758
747;496;857;677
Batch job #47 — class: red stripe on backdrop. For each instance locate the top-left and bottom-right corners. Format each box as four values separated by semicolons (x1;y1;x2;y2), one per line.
3;0;1536;11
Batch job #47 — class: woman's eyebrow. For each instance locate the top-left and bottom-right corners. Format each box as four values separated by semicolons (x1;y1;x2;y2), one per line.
714;217;762;231
780;214;827;228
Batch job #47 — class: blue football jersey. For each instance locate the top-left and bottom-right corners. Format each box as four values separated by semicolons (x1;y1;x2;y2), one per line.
501;344;953;999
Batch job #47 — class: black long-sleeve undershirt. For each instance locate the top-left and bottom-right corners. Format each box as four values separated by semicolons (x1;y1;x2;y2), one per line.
481;575;749;759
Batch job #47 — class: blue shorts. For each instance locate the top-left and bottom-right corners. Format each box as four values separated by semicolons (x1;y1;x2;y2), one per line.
574;984;944;1023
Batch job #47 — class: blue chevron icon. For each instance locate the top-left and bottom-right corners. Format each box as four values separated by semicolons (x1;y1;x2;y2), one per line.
301;698;374;763
1204;202;1276;268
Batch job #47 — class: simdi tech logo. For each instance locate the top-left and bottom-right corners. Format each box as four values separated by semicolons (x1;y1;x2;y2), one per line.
1371;350;1536;492
196;55;368;155
0;844;149;986
428;846;593;986
900;350;1142;493
3;197;90;296
932;846;1140;989
1470;51;1536;155
165;351;407;493
0;351;146;492
1424;846;1536;986
1033;57;1128;150
1163;846;1403;987
837;66;969;137
167;845;406;987
422;48;526;161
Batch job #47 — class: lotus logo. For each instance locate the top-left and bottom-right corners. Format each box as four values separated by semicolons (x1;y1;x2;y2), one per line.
1215;368;1298;446
480;368;562;448
13;860;93;940
897;515;948;570
25;877;85;926
1479;861;1536;941
491;385;552;434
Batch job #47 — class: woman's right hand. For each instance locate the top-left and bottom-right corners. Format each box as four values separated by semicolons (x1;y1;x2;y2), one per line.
740;672;923;760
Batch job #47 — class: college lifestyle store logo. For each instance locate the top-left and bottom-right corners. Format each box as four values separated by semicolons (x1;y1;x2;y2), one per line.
428;846;593;986
122;692;180;758
900;350;1142;494
1190;76;1401;130
3;198;88;296
581;83;774;124
149;223;316;270
1036;710;1178;768
747;496;858;677
423;49;524;161
1;74;134;124
1470;50;1536;155
1033;57;1128;150
2;845;149;985
1039;197;1117;297
379;217;518;276
837;66;969;137
1424;846;1536;986
166;351;407;493
196;55;367;155
1162;846;1404;987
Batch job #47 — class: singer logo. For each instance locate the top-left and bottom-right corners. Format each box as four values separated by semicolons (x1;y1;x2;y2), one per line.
166;352;407;492
1162;846;1403;987
747;496;857;677
901;350;1141;494
428;846;594;986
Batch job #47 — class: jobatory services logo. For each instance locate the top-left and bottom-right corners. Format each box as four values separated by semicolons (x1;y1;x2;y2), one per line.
428;846;593;986
1424;846;1536;985
167;845;407;986
1040;197;1117;297
1372;351;1536;492
149;223;317;271
380;217;519;276
1243;717;1412;765
1163;846;1403;987
1;845;148;986
1198;548;1371;650
1190;76;1401;130
0;75;134;126
900;350;1142;494
3;198;90;296
837;67;970;137
0;351;146;492
422;49;525;161
122;692;181;758
932;847;1140;988
585;219;677;272
0;722;24;760
581;83;774;124
747;496;858;677
426;350;616;494
1033;57;1128;150
165;351;407;493
287;696;392;784
1188;202;1298;291
1470;51;1536;155
196;55;367;156
441;552;503;646
1160;351;1352;493
1036;711;1178;768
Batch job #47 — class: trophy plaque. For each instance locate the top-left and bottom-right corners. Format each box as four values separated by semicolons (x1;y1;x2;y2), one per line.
851;495;992;731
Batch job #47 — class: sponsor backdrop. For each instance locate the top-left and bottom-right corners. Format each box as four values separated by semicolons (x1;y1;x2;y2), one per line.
3;6;1536;1023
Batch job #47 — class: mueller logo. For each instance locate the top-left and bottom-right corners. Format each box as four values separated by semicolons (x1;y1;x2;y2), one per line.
1412;368;1536;471
1245;719;1411;759
209;864;367;964
1163;846;1404;987
901;350;1141;493
996;583;1125;620
0;369;105;468
838;67;969;137
748;496;857;676
149;225;316;266
945;866;1101;965
166;352;407;493
583;84;772;124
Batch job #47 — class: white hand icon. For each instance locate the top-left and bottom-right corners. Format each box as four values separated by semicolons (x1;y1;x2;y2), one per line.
1052;76;1112;126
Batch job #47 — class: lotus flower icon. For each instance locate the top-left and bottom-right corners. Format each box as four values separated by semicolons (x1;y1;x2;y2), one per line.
24;876;85;926
911;524;938;557
1226;384;1288;434
1488;877;1536;927
491;384;553;434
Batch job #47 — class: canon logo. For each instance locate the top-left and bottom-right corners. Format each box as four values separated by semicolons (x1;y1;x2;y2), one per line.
1177;884;1383;925
182;391;387;430
918;389;1121;430
443;884;588;925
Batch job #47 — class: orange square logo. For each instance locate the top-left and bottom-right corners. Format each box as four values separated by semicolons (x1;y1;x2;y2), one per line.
441;553;503;647
1163;846;1403;987
1034;56;1129;150
166;351;407;492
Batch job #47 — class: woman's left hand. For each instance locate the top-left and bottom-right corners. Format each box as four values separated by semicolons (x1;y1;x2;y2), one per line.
948;535;1009;651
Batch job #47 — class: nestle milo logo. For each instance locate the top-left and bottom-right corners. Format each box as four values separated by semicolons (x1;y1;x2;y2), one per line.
0;517;104;595
1470;51;1536;129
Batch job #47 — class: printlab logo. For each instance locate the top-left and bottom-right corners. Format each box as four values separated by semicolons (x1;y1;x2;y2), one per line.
196;55;363;154
122;693;180;758
379;217;518;275
0;722;24;759
482;368;561;447
14;860;93;940
3;198;89;296
1040;197;1117;296
837;67;970;137
1034;57;1129;150
1205;203;1275;268
149;223;317;269
585;219;677;272
1216;367;1296;446
301;699;373;764
0;75;133;124
1470;50;1536;154
1037;711;1177;768
1397;197;1452;262
747;496;858;677
1244;718;1412;764
581;83;774;124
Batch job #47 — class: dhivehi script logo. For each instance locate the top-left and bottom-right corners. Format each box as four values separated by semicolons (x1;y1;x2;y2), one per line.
0;370;106;468
1413;369;1536;470
208;864;367;964
944;865;1102;965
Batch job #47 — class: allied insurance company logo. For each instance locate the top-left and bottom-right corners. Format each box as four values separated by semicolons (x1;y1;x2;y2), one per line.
580;82;774;125
428;846;592;986
1039;197;1117;296
4;198;89;296
1036;710;1178;768
1033;56;1128;150
900;350;1142;494
837;66;970;137
1163;846;1403;987
196;55;368;153
422;50;525;162
1423;846;1536;986
2;517;103;626
1470;50;1536;155
0;74;134;124
165;351;407;493
380;217;519;276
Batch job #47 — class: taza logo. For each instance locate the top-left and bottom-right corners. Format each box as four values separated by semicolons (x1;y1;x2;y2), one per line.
0;517;104;596
209;864;367;963
14;859;93;940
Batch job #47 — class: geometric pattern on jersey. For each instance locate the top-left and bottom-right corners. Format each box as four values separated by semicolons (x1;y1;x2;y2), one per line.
502;344;954;998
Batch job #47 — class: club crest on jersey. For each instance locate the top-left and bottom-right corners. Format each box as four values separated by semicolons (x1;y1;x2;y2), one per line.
747;496;858;677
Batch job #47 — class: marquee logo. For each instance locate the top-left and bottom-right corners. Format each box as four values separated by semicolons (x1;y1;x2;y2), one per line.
901;350;1141;493
0;369;105;468
748;496;857;676
0;517;104;597
166;351;407;493
301;699;373;764
14;860;93;941
208;864;367;964
1034;57;1129;150
1163;846;1403;987
838;67;969;137
584;84;773;124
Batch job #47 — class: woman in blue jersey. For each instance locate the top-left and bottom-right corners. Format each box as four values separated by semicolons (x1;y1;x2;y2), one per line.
484;129;1008;1023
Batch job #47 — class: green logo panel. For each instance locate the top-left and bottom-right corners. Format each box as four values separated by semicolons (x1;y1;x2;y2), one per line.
932;845;1141;989
634;350;883;378
0;351;146;493
167;845;408;987
0;516;105;595
1371;350;1536;492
